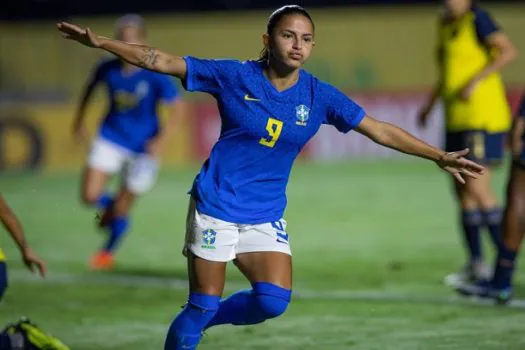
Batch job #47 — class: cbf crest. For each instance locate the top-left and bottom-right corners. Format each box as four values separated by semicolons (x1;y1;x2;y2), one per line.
295;104;310;126
201;229;217;250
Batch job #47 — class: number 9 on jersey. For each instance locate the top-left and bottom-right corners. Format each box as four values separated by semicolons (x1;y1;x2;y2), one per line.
259;117;283;148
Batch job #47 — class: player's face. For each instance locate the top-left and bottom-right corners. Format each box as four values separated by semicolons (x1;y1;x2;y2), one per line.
444;0;472;18
267;14;315;70
117;26;145;45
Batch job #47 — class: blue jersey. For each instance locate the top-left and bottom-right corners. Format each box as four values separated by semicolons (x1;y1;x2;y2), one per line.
184;57;365;224
91;58;179;152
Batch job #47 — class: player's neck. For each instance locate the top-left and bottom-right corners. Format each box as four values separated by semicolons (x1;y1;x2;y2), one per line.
121;61;141;74
264;62;300;92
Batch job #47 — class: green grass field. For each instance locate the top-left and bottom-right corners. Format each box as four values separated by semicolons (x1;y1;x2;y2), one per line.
1;160;524;349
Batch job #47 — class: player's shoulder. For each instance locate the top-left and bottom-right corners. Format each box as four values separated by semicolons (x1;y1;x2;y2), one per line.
94;56;120;71
471;6;493;19
307;72;342;97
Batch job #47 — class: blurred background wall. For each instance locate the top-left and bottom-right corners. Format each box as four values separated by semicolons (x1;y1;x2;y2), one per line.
0;1;524;172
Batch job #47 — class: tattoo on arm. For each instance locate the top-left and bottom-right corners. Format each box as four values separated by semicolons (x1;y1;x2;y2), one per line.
138;48;159;68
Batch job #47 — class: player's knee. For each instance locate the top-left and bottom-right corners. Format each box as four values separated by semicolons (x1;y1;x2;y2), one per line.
253;282;292;320
175;293;220;330
81;191;100;207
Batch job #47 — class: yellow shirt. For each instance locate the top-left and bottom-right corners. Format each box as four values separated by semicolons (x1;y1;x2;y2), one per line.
0;247;5;262
438;8;511;133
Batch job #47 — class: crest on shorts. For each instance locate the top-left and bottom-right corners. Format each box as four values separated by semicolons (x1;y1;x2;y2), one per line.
201;229;217;250
295;104;310;126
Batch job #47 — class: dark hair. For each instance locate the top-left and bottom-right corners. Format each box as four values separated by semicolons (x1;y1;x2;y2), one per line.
258;5;315;62
114;14;147;40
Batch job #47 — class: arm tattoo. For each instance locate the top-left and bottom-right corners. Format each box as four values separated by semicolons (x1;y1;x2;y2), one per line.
138;48;159;68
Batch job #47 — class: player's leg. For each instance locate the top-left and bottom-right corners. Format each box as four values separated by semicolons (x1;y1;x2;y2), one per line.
90;188;136;269
205;220;292;329
491;163;525;291
455;163;525;302
164;198;236;349
82;138;125;210
471;132;506;249
91;153;157;269
445;131;490;284
467;167;501;248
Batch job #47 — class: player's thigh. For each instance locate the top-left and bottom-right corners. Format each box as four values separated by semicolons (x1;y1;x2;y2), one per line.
187;252;227;296
81;168;111;204
234;219;292;289
123;154;159;195
184;198;240;295
83;138;127;202
0;262;7;302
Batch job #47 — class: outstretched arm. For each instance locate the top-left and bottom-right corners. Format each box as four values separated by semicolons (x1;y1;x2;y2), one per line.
57;22;187;79
355;115;484;184
0;195;46;277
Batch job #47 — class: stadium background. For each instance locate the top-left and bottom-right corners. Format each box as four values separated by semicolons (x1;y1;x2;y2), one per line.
1;1;525;349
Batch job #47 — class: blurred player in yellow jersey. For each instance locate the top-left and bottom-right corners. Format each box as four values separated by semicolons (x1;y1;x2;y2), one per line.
0;195;46;301
418;0;518;284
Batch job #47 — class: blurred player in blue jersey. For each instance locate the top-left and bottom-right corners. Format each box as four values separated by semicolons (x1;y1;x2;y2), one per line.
72;15;184;270
0;194;46;302
58;5;484;349
456;94;525;304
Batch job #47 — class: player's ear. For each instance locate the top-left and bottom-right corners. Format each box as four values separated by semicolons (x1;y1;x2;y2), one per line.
262;33;270;50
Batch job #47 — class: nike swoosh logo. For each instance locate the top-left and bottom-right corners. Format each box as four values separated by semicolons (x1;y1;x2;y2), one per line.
244;94;261;102
276;239;289;245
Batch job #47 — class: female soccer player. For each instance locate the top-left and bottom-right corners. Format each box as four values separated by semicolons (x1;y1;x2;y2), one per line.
456;94;525;303
57;5;484;349
0;194;46;302
417;0;518;285
73;14;185;270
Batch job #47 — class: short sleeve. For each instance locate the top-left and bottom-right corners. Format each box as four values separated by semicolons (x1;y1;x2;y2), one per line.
321;84;366;133
473;8;500;43
156;74;179;103
88;58;114;84
518;94;525;118
183;57;241;94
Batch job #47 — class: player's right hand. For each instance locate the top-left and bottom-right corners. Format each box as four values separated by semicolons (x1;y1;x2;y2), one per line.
56;22;102;48
21;247;47;278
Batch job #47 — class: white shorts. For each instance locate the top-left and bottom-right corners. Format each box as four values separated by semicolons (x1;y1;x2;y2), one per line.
87;138;159;194
184;199;292;262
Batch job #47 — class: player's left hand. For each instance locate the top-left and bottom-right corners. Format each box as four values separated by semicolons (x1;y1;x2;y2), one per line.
459;79;479;101
21;247;47;278
436;148;485;184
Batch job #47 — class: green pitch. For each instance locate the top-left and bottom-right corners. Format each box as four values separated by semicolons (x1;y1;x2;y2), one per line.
1;160;524;349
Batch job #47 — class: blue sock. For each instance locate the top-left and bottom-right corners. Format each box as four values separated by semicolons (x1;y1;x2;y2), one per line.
96;192;114;210
164;293;220;350
461;210;483;261
103;216;129;253
206;282;291;329
482;208;502;248
492;245;517;289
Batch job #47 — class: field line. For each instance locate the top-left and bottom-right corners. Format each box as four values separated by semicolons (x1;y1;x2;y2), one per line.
10;269;525;309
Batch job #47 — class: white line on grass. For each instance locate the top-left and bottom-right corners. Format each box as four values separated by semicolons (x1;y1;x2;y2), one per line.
10;269;525;309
